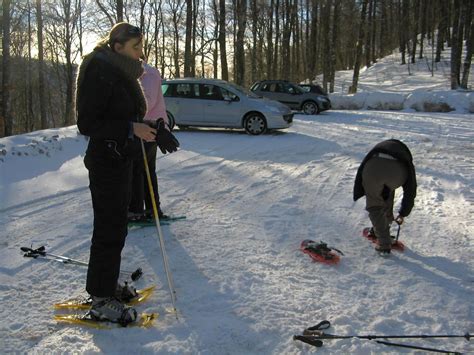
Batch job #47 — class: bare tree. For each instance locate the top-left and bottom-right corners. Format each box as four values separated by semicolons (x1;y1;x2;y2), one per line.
266;0;274;78
450;0;464;89
184;0;193;77
329;0;340;92
460;0;472;89
36;0;48;130
219;0;229;80
234;0;247;85
349;0;368;94
399;0;409;65
2;0;12;137
435;0;446;63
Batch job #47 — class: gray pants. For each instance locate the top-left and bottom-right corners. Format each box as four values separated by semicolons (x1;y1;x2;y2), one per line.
362;157;407;248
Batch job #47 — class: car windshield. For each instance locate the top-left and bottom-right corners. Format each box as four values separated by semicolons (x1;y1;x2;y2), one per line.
225;82;260;98
293;85;305;94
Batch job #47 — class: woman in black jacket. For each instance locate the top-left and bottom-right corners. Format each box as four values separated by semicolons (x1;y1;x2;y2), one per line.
76;22;157;324
353;139;417;255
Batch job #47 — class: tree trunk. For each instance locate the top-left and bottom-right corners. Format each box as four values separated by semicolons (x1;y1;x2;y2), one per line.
365;0;373;68
460;1;473;88
379;0;387;58
235;0;247;86
435;0;446;63
399;0;409;65
371;0;377;64
418;0;427;59
219;0;229;80
266;0;274;78
281;0;293;80
329;0;340;93
117;0;124;22
64;0;76;126
251;0;258;83
2;0;12;136
349;0;369;94
309;0;318;76
411;0;419;64
273;0;281;78
191;0;198;76
36;0;48;130
184;0;193;77
322;0;332;90
450;0;463;89
27;0;34;131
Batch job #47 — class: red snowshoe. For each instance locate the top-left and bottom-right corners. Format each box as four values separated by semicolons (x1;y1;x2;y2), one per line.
300;240;343;265
362;227;405;252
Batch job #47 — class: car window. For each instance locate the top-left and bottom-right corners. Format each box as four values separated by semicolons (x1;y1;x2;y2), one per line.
261;83;271;92
250;83;260;91
200;84;224;100
300;86;310;93
268;83;281;93
225;82;259;98
285;84;299;94
162;84;171;97
220;87;239;101
174;83;199;98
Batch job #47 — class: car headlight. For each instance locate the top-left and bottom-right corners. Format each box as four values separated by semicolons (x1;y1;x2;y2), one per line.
264;105;283;113
316;97;328;103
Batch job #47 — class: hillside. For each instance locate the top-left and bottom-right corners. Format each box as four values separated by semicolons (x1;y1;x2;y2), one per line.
0;49;473;354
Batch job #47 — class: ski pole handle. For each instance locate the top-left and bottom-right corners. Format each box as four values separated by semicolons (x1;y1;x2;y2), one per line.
293;335;323;347
21;246;46;258
130;268;143;281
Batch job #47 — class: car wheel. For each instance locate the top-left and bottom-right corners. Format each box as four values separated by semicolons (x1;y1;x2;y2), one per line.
302;101;319;115
166;112;176;130
244;113;267;135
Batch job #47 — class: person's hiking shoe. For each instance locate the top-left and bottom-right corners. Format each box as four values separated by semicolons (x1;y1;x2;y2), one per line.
127;212;144;223
115;282;138;303
144;209;169;220
90;296;137;325
375;245;391;256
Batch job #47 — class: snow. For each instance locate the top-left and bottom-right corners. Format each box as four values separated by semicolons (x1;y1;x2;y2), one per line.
1;56;474;354
313;46;474;113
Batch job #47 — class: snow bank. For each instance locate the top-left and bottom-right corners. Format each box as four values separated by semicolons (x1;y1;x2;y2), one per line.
329;90;474;113
405;90;474;113
330;92;406;110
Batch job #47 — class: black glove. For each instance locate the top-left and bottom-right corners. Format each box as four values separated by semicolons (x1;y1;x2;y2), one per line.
153;118;179;154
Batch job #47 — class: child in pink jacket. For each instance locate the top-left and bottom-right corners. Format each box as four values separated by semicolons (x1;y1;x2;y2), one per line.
129;62;174;220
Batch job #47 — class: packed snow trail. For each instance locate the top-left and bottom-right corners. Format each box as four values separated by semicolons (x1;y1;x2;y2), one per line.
0;110;472;354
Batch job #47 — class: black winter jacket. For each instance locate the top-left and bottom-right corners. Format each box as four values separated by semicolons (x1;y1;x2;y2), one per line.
353;139;417;217
76;55;142;160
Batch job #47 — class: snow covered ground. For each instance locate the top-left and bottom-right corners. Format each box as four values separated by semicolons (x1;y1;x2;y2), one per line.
1;41;473;353
313;45;474;113
1;108;473;354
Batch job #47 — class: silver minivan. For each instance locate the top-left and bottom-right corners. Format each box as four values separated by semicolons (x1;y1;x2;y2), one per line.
162;78;293;135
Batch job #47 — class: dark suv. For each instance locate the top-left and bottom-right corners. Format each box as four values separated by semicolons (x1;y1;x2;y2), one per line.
250;80;331;115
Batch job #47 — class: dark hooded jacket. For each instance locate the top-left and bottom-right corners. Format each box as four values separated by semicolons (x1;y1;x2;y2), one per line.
76;49;145;160
353;139;417;217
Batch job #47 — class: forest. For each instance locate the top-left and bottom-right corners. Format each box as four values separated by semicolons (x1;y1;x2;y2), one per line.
1;0;473;137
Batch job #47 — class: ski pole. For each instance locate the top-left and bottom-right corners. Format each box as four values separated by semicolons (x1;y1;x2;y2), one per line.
374;339;462;354
299;331;471;341
141;139;178;319
21;246;143;281
395;223;401;243
294;334;465;354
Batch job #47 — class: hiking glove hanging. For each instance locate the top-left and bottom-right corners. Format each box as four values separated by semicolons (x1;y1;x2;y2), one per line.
153;118;180;154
